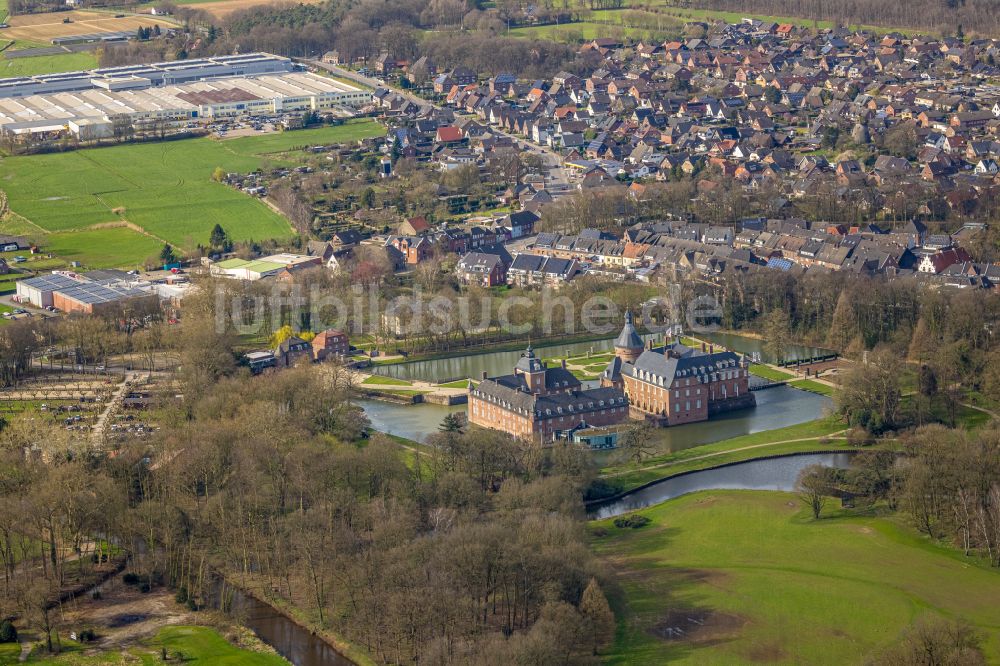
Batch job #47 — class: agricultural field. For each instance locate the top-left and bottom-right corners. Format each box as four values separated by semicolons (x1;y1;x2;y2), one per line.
591;491;1000;664
165;0;325;19
509;18;679;43
0;10;174;43
0;119;385;267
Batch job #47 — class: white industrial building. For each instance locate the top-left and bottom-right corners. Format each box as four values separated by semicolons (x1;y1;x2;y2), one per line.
0;53;371;139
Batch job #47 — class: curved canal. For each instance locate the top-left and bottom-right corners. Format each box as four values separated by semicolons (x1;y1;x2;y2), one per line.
587;452;855;520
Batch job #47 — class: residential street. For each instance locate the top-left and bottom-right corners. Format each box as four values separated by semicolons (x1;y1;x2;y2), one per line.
306;59;572;195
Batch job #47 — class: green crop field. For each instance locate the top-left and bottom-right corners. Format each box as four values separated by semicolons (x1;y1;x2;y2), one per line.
591;491;1000;665
0;120;385;267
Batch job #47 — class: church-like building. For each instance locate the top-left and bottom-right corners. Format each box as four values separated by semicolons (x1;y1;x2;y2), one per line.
601;312;755;426
467;346;629;442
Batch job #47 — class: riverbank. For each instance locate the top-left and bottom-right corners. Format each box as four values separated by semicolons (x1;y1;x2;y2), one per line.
595;416;850;495
222;573;375;666
590;490;1000;664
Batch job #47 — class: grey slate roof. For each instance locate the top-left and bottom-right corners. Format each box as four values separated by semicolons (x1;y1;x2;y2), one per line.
614;311;643;351
623;344;743;386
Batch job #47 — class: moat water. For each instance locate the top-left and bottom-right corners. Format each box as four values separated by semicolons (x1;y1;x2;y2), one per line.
587;452;856;519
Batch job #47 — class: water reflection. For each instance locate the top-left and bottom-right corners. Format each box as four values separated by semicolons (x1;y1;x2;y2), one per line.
359;384;830;448
370;331;829;383
588;452;855;519
358;398;463;443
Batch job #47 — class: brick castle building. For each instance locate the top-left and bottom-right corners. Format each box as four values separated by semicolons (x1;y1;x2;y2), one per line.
467;346;629;442
601;312;755;425
467;314;755;440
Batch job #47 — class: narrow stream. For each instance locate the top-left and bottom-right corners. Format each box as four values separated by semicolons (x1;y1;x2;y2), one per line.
209;579;354;666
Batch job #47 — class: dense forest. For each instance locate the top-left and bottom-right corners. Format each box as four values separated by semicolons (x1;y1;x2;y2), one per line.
89;0;598;77
0;286;618;664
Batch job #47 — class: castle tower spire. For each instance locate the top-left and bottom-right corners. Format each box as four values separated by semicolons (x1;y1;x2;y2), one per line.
614;311;644;363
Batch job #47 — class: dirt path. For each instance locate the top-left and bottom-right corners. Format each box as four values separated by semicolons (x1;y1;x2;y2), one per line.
91;379;129;444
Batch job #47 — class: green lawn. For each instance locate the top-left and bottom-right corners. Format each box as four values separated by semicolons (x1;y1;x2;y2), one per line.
437;379;474;389
599;417;848;493
220;121;385;155
0;643;17;664
0;52;98;77
591;491;1000;665
141;626;287;665
361;375;412;386
0;119;384;263
749;363;796;382
788;379;835;396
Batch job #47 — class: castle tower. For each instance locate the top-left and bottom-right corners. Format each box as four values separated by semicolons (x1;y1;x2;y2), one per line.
514;345;547;394
614;311;644;363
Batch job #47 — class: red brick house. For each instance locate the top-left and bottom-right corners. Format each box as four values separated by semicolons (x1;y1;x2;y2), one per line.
311;329;350;361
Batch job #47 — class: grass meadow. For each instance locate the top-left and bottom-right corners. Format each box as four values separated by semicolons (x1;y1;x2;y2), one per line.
591;491;1000;664
0;51;98;77
0;119;385;267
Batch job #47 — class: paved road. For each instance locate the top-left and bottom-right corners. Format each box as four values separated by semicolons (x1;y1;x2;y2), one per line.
306;60;573;195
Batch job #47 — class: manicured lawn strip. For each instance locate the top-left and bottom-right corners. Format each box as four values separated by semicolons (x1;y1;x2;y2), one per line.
361;375;412;386
599;417;847;491
437;379;474;389
749;363;796;382
788;378;835;396
590;491;1000;664
0;51;98;77
604;438;854;494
